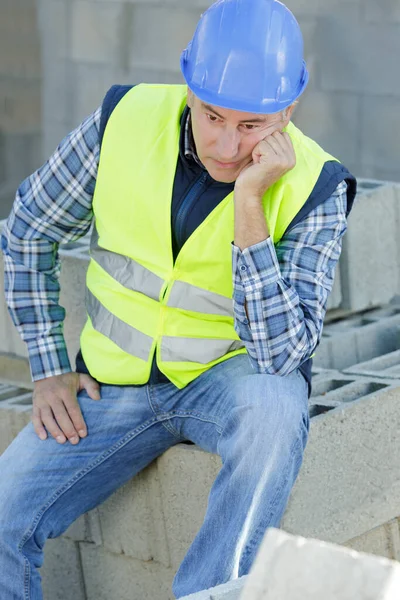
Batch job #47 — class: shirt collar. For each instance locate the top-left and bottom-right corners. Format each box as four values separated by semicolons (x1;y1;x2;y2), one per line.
183;109;205;169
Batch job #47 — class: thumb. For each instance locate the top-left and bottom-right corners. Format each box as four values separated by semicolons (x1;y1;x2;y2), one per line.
78;373;101;400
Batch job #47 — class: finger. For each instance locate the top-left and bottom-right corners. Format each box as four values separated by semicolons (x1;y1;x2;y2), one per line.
252;139;274;162
280;131;295;155
79;373;101;401
40;406;67;444
271;130;290;152
63;396;88;438
50;400;80;444
32;406;48;441
264;135;284;156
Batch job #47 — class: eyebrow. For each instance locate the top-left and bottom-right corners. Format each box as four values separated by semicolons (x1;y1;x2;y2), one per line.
201;103;267;124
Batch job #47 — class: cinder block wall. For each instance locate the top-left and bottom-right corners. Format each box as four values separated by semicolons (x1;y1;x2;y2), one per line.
36;0;400;182
0;0;42;219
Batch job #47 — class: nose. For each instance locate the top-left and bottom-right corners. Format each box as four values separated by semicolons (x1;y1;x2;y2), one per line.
216;126;240;161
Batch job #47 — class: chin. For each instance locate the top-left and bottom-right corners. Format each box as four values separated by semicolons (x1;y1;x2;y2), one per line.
211;172;236;183
205;165;237;183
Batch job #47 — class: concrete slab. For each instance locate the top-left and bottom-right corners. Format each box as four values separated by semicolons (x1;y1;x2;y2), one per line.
240;528;400;600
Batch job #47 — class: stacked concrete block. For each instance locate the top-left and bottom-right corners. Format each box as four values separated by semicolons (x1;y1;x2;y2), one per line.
96;462;170;566
78;542;175;600
41;537;86;600
338;180;400;312
314;309;400;370
157;444;222;571
58;251;90;367
0;0;42;219
63;508;103;547
0;382;32;454
281;379;400;544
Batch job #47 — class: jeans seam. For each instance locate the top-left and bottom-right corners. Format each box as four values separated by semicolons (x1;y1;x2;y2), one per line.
19;415;161;597
146;385;183;440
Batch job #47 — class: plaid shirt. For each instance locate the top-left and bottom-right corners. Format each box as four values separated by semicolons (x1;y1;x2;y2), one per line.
1;104;348;381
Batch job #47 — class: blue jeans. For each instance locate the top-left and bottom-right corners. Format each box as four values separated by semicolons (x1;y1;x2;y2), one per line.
0;355;309;599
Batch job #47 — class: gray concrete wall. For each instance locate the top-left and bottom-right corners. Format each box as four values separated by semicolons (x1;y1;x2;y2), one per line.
0;0;42;219
36;0;400;182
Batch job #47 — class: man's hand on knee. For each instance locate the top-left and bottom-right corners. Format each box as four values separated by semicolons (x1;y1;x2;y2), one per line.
32;372;101;444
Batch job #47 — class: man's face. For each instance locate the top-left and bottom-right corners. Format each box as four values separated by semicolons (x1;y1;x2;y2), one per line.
187;90;294;183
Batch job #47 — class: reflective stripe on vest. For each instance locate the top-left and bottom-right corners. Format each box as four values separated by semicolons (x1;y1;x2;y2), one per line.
161;337;244;364
86;288;242;364
86;289;153;360
91;224;234;316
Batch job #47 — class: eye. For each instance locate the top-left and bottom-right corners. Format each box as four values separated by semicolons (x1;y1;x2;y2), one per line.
206;113;218;122
242;123;257;131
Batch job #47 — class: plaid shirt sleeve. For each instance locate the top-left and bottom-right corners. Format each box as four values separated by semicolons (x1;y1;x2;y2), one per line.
232;180;348;376
1;107;101;381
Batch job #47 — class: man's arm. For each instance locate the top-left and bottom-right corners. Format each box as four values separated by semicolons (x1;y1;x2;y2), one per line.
1;107;103;444
1;107;101;380
232;180;348;375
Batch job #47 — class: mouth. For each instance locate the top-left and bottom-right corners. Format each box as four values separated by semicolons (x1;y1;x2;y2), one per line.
213;159;240;169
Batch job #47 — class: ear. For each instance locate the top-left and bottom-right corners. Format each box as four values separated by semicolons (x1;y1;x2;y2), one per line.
187;87;194;108
281;102;297;128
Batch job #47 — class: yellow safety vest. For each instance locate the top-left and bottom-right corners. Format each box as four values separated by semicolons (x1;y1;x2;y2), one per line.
80;84;337;388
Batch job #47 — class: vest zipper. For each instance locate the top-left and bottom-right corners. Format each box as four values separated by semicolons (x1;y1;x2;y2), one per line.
174;171;209;249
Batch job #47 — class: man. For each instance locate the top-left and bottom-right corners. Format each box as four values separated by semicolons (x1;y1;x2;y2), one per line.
0;0;356;597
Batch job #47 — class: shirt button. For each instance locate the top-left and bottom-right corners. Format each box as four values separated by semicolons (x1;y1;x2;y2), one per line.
240;265;247;271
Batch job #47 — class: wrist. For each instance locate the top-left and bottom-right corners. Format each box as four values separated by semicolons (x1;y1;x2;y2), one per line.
234;188;264;204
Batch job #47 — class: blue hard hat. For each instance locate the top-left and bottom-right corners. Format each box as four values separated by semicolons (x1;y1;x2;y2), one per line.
180;0;309;114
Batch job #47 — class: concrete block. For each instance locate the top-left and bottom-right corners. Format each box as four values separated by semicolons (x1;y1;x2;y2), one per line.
58;253;89;368
129;5;200;72
293;89;360;169
314;313;400;370
318;18;400;97
311;376;397;413
284;0;361;18
42;537;86;600
344;519;400;561
2;130;42;189
0;253;29;358
63;508;102;546
0;77;41;134
0;32;41;80
326;265;342;311
343;350;400;380
239;528;400;600
281;381;400;543
360;96;400;175
364;0;400;24
97;461;170;566
38;0;73;156
0;352;32;386
180;577;246;600
0;384;32;454
340;182;400;311
79;543;175;600
70;61;126;125
157;443;222;571
71;0;125;65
